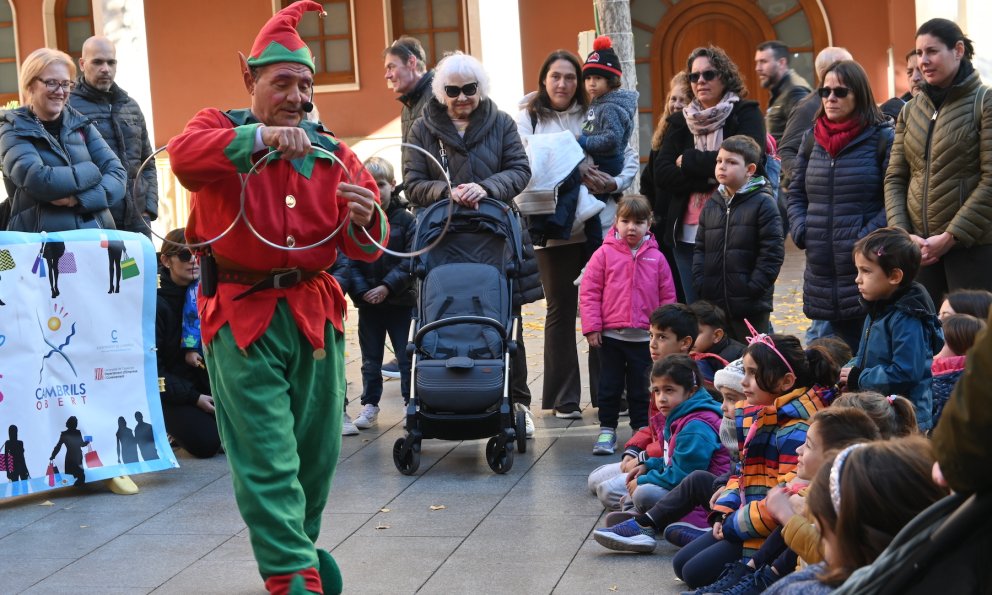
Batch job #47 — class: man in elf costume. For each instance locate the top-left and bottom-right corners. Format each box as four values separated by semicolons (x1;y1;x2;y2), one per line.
167;3;386;593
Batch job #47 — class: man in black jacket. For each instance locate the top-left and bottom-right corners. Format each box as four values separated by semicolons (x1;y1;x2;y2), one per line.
69;36;157;236
755;40;811;144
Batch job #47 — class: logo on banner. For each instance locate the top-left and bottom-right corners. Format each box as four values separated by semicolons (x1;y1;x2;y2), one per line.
37;303;77;382
95;368;104;381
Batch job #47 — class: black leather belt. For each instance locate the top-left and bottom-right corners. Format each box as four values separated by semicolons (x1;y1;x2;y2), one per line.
218;268;322;301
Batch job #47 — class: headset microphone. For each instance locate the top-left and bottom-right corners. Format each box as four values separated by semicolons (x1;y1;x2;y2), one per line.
301;87;315;113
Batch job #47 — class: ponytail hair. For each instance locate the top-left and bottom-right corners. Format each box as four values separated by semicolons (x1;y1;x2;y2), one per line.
651;354;702;395
833;391;919;439
743;334;839;393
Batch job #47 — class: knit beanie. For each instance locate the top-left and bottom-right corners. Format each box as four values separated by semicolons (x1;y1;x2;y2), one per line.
714;357;745;394
247;0;325;72
583;35;622;79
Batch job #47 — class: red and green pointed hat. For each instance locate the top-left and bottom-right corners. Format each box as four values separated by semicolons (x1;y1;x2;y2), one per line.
247;1;325;72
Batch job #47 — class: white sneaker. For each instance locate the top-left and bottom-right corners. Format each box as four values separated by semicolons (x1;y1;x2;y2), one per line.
519;404;535;439
341;412;359;436
353;404;380;429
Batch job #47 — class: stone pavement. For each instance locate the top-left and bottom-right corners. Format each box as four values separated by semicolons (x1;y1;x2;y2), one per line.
0;245;807;594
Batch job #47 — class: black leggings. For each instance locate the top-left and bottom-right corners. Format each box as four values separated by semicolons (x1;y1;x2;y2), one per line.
672;532;744;589
644;469;717;529
749;526;798;577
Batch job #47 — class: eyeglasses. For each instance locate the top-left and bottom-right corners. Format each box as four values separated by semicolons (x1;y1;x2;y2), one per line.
443;82;479;98
688;70;718;84
36;78;75;92
170;250;195;262
817;86;850;99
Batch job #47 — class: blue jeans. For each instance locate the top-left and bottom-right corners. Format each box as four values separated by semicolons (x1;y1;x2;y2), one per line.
805;317;864;354
596;336;652;431
357;305;412;405
674;241;697;304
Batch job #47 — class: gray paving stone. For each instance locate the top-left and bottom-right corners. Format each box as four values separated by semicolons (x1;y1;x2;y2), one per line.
331;534;464;594
1;557;76;593
27;533;229;589
128;497;246;535
0;510;153;559
490;473;606;516
152;558;266;595
554;538;686;595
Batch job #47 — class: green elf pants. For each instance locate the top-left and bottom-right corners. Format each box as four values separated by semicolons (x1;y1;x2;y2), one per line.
205;301;344;580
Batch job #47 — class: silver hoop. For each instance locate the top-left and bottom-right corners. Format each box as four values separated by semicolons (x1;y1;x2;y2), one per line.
238;147;351;251
131;145;242;250
356;141;455;258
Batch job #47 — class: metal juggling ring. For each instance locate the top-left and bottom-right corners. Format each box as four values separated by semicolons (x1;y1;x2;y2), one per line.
132;141;456;257
354;141;456;259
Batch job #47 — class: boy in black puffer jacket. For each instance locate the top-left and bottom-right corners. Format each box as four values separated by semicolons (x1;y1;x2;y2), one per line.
693;136;784;343
346;157;417;430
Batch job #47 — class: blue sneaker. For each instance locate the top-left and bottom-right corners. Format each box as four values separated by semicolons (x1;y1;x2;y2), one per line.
663;521;708;547
592;429;617;455
680;561;753;595
718;565;779;595
592;519;658;553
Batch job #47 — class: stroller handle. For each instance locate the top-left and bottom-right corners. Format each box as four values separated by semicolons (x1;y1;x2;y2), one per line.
413;315;508;347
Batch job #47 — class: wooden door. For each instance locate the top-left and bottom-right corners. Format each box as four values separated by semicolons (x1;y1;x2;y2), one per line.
653;1;777;116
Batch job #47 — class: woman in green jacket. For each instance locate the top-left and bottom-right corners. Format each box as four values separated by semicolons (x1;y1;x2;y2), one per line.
885;18;992;303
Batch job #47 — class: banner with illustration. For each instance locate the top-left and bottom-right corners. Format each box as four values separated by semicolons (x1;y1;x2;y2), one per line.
0;229;178;498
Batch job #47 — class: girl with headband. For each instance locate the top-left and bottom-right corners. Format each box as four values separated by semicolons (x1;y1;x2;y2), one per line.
764;436;944;594
673;329;835;591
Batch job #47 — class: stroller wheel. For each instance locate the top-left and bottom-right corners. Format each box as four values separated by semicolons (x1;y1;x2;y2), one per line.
514;410;527;454
393;437;421;475
486;436;514;474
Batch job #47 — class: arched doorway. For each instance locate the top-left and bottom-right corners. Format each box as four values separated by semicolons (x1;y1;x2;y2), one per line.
630;0;829;160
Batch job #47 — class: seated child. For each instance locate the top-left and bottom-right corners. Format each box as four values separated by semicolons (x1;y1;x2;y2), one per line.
840;227;944;432
937;288;992;321
832;392;918;439
705;407;881;594
931;313;985;428
581;196;677;455
691;301;746;378
578;35;638;180
597;357;748;552
764;437;946;595
588;303;696;509
693;135;784;343
621;356;730;514
673;332;832;590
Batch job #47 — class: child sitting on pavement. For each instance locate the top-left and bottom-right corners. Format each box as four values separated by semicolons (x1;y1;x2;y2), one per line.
690;300;746;382
763;437;945;595
673;331;831;590
701;407;881;595
930;313;985;428
612;356;730;520
588;303;697;510
831;392;918;439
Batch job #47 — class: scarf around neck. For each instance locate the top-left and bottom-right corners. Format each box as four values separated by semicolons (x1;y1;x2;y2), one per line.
813;115;865;158
683;92;739;150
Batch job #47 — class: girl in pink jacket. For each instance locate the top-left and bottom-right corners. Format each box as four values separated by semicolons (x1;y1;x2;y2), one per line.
581;195;678;455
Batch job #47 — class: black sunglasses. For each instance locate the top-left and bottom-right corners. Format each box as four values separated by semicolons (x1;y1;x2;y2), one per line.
688;70;718;84
170;250;195;262
443;82;479;98
818;86;850;99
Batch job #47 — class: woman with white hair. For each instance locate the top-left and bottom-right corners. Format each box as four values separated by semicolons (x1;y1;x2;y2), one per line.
404;51;541;434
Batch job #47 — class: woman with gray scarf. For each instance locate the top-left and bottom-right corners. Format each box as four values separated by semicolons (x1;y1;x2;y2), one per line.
650;46;765;303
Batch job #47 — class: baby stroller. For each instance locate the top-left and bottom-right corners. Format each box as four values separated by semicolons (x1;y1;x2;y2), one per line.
392;198;528;475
